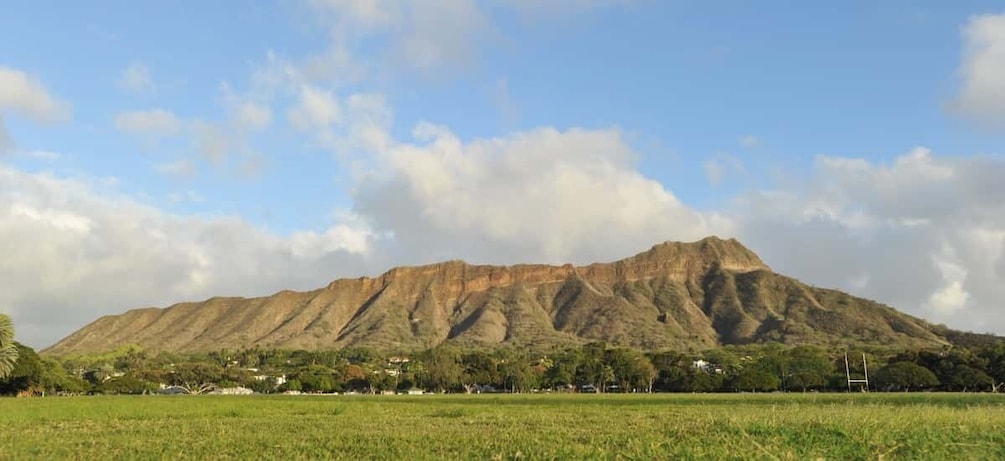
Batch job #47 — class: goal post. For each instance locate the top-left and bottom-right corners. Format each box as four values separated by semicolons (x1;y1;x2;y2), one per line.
844;352;869;392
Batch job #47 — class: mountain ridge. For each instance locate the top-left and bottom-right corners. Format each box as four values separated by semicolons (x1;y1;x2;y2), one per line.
44;237;955;355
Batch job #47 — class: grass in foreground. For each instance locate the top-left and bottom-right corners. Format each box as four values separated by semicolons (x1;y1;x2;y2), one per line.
1;393;1004;460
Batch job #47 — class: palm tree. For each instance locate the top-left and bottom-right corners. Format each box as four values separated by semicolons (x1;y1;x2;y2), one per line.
0;314;18;379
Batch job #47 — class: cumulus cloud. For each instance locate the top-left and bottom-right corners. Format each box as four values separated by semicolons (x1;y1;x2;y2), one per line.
6;130;1005;348
953;13;1005;126
117;63;156;95
354;124;725;265
0;67;70;151
733;148;1005;333
0;166;374;348
288;85;341;130
220;82;272;131
114;109;181;135
279;83;392;158
0;67;71;121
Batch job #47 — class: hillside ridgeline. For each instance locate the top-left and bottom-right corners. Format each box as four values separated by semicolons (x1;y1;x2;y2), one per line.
45;237;950;355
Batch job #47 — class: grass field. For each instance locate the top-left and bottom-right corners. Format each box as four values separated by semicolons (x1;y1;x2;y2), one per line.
2;393;1004;460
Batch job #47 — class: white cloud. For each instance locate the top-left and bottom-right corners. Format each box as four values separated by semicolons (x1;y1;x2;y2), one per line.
703;153;745;186
953;14;1005;126
733;148;1005;333
0;67;70;151
346;93;393;128
739;135;761;149
115;109;181;135
6;129;1005;348
115;82;271;176
302;0;628;81
308;0;399;32
340;93;394;155
10;7;1005;350
288;85;341;130
0;118;10;153
156;159;196;178
220;82;273;131
291;216;373;258
0;67;71;121
305;0;493;80
166;190;205;204
19;150;61;161
354;124;725;265
0;166;373;348
391;0;491;75
117;63;156;95
1;61;711;345
235;102;272;130
284;86;394;156
926;249;970;315
192;122;229;164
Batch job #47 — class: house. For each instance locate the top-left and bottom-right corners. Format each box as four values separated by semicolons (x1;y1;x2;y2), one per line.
253;374;287;386
400;388;425;395
211;386;254;395
692;360;724;374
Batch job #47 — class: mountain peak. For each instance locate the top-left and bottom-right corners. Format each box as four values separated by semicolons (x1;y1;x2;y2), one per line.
626;236;769;274
45;237;952;355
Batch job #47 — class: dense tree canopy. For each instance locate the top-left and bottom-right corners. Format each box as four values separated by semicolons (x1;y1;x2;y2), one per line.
874;362;940;392
9;337;1005;396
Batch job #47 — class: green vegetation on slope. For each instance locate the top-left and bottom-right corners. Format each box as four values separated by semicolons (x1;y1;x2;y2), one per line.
2;394;1005;460
45;237;958;356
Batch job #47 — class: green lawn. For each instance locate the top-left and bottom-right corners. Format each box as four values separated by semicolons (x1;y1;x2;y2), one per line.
2;393;1004;460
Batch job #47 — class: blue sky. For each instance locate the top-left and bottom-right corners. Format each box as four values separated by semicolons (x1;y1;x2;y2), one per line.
1;1;1003;347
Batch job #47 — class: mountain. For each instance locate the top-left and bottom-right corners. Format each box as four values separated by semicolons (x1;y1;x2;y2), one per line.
44;237;954;355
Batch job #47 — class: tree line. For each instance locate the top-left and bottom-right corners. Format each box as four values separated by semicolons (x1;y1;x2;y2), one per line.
4;338;1005;396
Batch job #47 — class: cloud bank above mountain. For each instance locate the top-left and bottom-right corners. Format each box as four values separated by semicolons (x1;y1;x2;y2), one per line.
1;6;1003;348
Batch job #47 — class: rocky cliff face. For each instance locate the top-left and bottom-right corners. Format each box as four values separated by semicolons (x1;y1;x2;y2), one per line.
44;237;949;355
